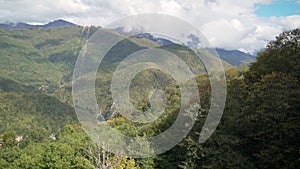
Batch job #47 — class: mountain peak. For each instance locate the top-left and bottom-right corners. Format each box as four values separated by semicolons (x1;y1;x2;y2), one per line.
42;19;77;28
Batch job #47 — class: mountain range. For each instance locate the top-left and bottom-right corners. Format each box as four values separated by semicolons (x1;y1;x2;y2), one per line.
0;19;256;66
0;19;77;29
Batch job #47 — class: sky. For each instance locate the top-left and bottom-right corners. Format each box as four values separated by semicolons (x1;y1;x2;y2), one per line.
0;0;299;53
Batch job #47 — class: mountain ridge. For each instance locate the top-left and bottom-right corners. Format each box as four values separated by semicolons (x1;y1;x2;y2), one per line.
112;27;256;65
0;19;256;66
0;19;77;29
210;48;256;66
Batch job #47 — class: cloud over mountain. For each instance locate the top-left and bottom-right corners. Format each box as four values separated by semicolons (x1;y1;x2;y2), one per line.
0;0;299;53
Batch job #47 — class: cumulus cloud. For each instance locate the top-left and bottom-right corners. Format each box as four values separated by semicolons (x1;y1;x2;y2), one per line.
0;0;299;53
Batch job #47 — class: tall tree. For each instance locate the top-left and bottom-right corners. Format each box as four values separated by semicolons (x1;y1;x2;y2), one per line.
246;28;300;83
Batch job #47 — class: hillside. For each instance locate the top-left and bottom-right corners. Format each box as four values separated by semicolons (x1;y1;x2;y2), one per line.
0;18;298;169
0;25;215;133
0;92;77;134
0;26;85;91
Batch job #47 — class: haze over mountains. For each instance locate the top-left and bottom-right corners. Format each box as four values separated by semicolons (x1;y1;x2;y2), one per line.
0;19;256;66
0;19;77;29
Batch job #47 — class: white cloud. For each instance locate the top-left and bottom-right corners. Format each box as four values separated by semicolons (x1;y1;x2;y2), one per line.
0;0;299;53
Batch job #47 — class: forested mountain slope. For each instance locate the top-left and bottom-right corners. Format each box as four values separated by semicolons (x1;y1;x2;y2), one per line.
0;23;298;168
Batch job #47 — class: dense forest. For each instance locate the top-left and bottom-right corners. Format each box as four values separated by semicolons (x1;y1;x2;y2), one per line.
0;26;299;168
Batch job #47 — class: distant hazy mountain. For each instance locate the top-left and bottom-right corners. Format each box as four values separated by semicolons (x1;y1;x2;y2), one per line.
0;22;35;29
0;19;77;29
209;48;256;66
41;19;77;28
